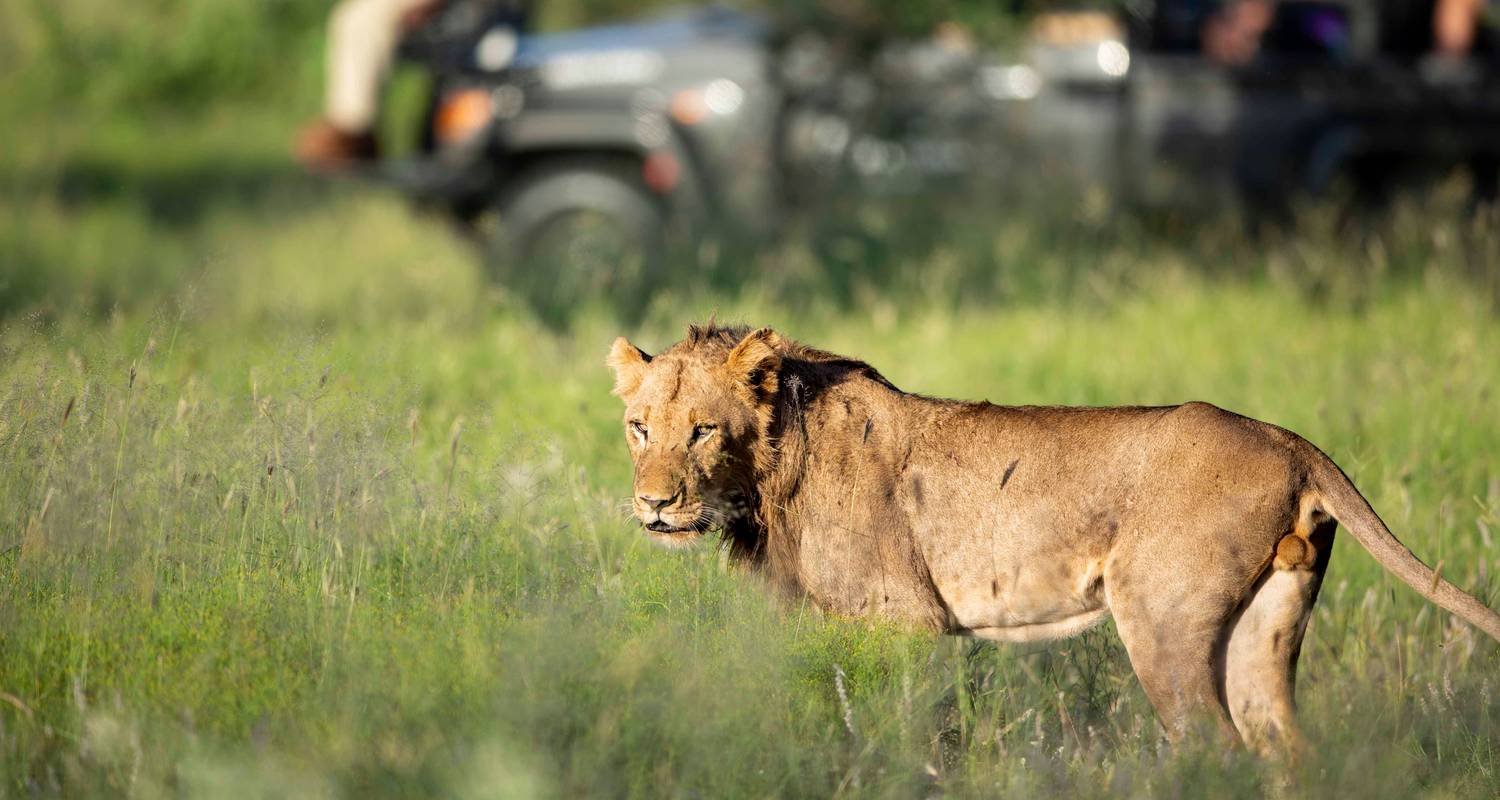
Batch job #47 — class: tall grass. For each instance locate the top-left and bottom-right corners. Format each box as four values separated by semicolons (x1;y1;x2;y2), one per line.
3;225;1499;794
3;0;1500;795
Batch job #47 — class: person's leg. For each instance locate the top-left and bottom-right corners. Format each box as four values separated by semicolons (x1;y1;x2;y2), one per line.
297;0;435;168
326;0;432;134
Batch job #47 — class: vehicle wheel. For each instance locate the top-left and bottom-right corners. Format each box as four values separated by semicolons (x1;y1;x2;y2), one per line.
484;158;664;323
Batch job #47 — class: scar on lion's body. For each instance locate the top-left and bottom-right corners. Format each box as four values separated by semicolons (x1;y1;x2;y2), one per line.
1000;458;1019;489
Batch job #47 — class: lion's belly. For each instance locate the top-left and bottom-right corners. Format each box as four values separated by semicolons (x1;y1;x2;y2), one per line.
900;451;1119;640
916;509;1111;641
935;556;1109;641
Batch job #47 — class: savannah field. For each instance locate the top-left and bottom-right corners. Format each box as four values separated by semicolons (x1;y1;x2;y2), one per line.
3;1;1500;797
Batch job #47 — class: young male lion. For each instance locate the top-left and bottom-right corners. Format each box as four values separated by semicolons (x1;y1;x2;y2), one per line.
605;323;1500;753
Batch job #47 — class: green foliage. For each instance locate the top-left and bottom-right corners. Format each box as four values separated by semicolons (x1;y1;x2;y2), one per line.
4;0;325;114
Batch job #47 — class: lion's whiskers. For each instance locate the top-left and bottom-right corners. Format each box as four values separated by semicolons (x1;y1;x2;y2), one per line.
690;505;718;533
613;498;637;520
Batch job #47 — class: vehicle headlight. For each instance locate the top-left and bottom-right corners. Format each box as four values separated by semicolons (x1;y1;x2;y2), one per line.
1096;40;1130;78
433;88;494;145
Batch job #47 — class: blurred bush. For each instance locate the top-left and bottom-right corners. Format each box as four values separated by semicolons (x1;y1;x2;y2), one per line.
3;0;328;113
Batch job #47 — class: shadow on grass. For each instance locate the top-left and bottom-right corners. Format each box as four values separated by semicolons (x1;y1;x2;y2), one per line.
0;153;375;321
44;155;335;228
8;145;1500;330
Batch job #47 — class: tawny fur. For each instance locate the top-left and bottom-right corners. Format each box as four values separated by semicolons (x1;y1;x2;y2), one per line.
607;323;1500;755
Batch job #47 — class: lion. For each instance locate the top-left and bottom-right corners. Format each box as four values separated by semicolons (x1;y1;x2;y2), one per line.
605;322;1500;753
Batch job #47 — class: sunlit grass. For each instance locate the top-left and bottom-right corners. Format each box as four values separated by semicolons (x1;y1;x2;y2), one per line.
3;1;1500;792
3;184;1498;795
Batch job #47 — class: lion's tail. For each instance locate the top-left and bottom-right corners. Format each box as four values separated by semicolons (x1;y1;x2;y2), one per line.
1308;448;1500;643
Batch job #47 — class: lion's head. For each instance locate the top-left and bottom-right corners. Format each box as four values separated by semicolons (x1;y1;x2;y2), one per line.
606;325;781;547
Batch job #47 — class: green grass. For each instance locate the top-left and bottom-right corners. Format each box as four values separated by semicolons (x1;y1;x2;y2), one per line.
5;181;1500;796
4;0;1500;796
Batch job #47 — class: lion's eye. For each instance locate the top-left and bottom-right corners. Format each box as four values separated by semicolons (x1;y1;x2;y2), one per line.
690;423;718;444
629;421;648;444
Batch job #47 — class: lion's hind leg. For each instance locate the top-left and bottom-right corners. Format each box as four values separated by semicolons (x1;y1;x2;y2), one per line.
1106;575;1242;743
1223;520;1334;758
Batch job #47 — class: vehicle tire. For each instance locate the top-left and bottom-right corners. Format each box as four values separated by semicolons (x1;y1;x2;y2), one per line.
484;157;665;323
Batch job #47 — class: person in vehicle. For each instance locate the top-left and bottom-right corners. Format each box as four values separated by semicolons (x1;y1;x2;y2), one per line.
294;0;450;169
1155;0;1491;65
1383;0;1491;58
1202;0;1275;64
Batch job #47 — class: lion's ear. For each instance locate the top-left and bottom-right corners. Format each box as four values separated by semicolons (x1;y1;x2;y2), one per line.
606;337;652;398
725;328;781;401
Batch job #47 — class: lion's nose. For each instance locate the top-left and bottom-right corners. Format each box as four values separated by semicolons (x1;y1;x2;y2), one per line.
638;492;676;511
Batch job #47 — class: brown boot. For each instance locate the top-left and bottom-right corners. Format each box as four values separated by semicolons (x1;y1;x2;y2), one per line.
294;120;379;171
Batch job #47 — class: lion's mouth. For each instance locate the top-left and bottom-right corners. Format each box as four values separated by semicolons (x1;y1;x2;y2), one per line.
645;519;693;534
641;516;707;549
639;506;714;542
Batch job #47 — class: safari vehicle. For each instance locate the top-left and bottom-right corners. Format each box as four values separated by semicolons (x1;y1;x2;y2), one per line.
379;2;1011;313
382;0;1500;303
1122;1;1500;214
990;2;1500;215
384;3;782;311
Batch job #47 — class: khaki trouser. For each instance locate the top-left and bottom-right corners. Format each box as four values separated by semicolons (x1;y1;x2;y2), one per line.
325;0;434;132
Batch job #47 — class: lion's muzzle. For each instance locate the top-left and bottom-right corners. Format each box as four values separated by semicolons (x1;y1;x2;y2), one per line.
633;485;705;536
